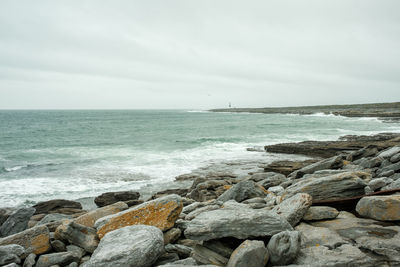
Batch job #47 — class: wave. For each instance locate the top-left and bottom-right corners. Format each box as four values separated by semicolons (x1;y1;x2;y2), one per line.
186;110;209;113
1;162;58;173
304;112;345;118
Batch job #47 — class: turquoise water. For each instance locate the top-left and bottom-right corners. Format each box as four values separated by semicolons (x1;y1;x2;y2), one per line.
1;110;400;207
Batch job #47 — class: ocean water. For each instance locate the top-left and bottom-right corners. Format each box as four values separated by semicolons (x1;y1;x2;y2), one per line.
1;110;400;208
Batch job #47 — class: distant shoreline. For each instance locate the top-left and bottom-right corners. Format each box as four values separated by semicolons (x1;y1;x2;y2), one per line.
210;101;400;121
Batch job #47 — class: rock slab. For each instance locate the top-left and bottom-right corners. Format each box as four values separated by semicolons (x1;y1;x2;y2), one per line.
356;195;400;221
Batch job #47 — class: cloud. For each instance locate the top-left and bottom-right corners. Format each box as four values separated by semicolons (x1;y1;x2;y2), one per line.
0;0;399;109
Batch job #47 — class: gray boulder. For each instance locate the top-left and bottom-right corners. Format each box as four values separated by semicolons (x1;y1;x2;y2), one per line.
356;195;400;221
165;244;192;258
391;153;400;163
184;205;292;241
355;156;383;168
185;205;220;220
255;173;288;189
0;208;36;237
192;244;228;266
217;180;265;203
94;191;140;207
382;179;400;190
0;244;25;265
267;231;301;266
0;209;14;227
294;156;343;178
33;199;82;215
37;213;72;225
281;172;369;202
272;193;312;226
35;252;80;267
377;161;400;176
302;206;339;221
378;146;400;159
22;253;36;267
227;240;268;267
83;225;164;267
55;221;99;253
367;177;393;191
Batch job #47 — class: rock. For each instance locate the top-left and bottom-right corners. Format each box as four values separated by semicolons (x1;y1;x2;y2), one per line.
83;225;164;267
68;263;78;267
377;161;400;175
185;205;220;220
294;156;344;178
188;179;232;202
35;252;80;267
267;231;301;266
66;245;85;259
217;180;265;203
74;201;128;228
94;191;140;207
96;194;182;239
355;156;384;168
125;199;144;207
0;209;14;227
378;146;400;159
164;228;181;244
378;169;395;178
261;159;319;176
192;244;228;266
51;240;66;252
184;205;292;241
33;200;82;215
367;177;393;191
22;253;36;267
0;208;36;237
155;253;179;266
2;263;19;267
281;172;369;202
295;223;348;249
227;240;268;267
356;195;400;221
38;213;72;225
0;244;25;265
347;146;379;161
272;193;312;226
55;221;99;253
242;197;266;204
254;173;288;189
302;206;339;221
158;257;198;266
0;225;50;255
382;179;400;190
165;244;192;258
152;189;190;199
267;185;284;194
391;153;400;163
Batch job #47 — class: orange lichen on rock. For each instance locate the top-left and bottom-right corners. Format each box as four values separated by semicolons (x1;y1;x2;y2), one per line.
96;195;182;239
30;233;51;254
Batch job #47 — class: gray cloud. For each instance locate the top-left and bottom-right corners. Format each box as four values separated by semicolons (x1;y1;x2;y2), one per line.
0;0;399;109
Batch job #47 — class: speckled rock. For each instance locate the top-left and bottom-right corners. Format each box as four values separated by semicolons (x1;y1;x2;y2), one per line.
356;195;400;221
95;194;182;239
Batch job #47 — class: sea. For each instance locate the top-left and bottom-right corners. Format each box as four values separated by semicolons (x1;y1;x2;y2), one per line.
1;110;400;208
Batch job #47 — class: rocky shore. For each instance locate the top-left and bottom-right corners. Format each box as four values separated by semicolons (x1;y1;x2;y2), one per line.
210;102;400;122
1;133;400;266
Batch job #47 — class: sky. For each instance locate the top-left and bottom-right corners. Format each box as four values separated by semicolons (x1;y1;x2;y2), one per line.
0;0;399;109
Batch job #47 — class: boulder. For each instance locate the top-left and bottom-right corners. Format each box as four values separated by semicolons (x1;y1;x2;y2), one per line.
37;213;72;232
55;221;99;253
377;161;400;176
217;180;265;203
95;194;182;239
302;206;339;221
367;177;393;191
22;253;36;267
154;252;180;266
254;173;288;189
391;153;400;163
184;205;292;241
94;191;140;207
267;231;301;266
261;159;319;176
74;201;128;228
295;223;348;249
165;244;192;258
272;193;312;226
203;240;234;258
378;146;400;159
356;195;400;221
35;252;80;267
83;225;164;267
294;156;344;178
163;228;181;245
192;244;228;266
0;225;50;255
66;245;85;259
0;244;25;265
0;208;36;237
33;199;82;215
227;240;268;267
51;240;66;252
281;172;369;202
185;205;220;220
0;208;14;226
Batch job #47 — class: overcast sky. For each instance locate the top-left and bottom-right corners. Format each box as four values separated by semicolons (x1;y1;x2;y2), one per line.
0;0;399;109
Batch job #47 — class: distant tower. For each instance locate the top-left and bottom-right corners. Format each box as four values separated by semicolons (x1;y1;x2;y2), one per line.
229;102;232;108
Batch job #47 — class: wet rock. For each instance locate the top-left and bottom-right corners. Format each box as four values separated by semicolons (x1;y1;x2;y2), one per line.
33;200;82;215
95;194;182;239
94;191;140;207
83;225;164;267
267;231;301;266
302;206;339;221
35;252;80;267
217;180;265;203
227;240;268;267
22;253;36;267
294;156;344;178
0;225;50;255
281;172;369;202
356;195;400;221
192;244;228;266
164;228;181;244
74;201;128;228
0;208;36;237
184;205;292;241
55;221;99;253
272;193;312;226
0;244;25;265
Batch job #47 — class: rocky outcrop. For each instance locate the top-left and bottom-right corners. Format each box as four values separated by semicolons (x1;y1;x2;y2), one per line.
356;195;400;221
227;240;268;267
94;191;140;207
96;194;182;239
184;205;292;241
83;225;164;267
0;225;50;255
